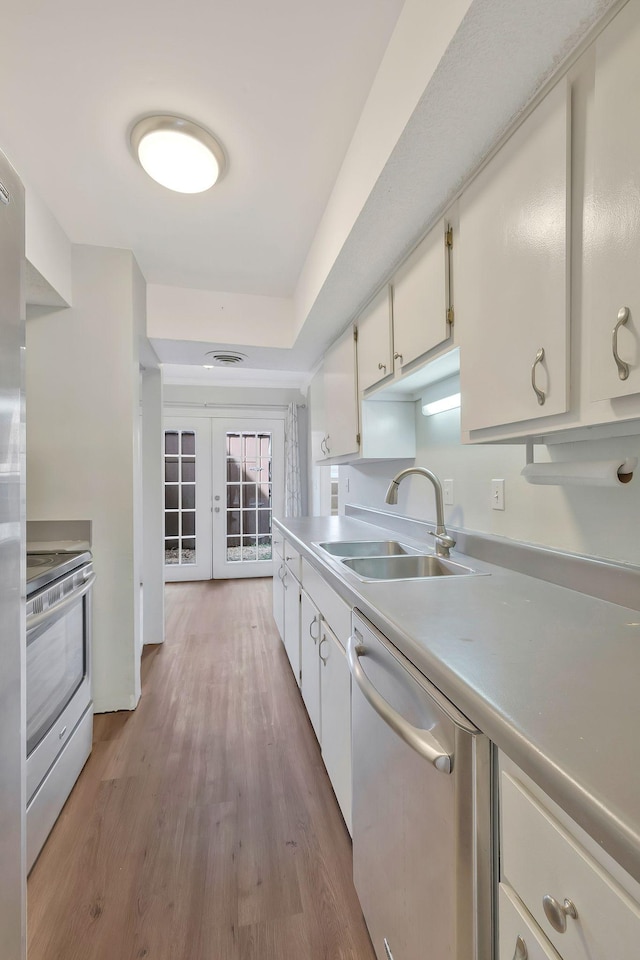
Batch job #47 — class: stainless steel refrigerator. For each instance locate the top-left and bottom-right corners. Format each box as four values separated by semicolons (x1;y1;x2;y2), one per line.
0;150;26;959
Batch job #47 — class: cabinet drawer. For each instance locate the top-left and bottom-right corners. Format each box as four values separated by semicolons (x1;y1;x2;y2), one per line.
501;771;640;960
283;541;301;581
499;884;561;960
273;530;285;559
301;559;351;643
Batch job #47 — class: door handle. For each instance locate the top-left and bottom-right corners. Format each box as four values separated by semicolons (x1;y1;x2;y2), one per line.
531;348;546;405
612;306;631;381
319;635;329;665
346;634;452;773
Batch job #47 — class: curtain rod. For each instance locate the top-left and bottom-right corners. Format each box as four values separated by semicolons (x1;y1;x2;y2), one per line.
164;400;306;410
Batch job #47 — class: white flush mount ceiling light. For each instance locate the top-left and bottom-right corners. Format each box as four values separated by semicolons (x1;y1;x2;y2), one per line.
130;115;226;194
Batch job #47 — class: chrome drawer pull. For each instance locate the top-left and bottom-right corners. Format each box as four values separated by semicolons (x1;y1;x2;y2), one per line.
531;348;546;405
542;894;577;933
346;635;452;773
309;614;320;642
318;635;329;665
512;935;528;960
613;306;631;381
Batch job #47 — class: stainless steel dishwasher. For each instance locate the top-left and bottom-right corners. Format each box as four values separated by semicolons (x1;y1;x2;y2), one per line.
348;610;492;960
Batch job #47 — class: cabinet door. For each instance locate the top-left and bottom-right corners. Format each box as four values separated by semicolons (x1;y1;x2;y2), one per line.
458;80;570;433
308;365;327;463
272;558;285;641
320;624;352;834
323;326;359;458
300;591;321;740
590;0;640;401
283;569;301;686
356;286;393;391
392;218;451;370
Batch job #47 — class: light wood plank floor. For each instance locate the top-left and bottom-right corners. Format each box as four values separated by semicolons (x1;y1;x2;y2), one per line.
28;578;375;960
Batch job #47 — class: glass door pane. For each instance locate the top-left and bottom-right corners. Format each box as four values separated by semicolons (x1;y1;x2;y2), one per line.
225;431;273;563
164;429;198;566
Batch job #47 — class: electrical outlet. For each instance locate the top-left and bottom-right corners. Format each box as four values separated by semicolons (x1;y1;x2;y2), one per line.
443;479;454;505
491;479;505;511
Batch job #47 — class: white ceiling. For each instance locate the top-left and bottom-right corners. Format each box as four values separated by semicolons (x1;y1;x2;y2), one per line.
0;0;403;299
1;0;621;381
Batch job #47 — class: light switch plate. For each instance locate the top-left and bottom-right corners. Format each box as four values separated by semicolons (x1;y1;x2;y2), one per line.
443;479;454;505
491;479;505;510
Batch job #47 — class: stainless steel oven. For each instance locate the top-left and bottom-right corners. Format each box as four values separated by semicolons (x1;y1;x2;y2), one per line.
26;551;95;871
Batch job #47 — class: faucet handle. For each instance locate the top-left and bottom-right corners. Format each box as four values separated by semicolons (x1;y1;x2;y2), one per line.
429;531;456;556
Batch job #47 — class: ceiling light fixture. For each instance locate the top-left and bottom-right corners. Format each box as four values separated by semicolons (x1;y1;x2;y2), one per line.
130;115;226;194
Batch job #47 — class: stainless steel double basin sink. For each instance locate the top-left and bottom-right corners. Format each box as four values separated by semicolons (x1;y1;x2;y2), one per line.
315;539;478;581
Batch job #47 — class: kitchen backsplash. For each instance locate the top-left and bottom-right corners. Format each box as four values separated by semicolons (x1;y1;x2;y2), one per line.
340;405;640;566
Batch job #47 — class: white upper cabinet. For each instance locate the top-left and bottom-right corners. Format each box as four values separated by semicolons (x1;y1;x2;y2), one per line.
590;0;640;403
392;218;452;372
323;325;360;459
356;287;393;392
458;80;571;434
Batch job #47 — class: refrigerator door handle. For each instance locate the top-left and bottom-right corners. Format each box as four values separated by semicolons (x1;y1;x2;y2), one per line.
347;634;452;773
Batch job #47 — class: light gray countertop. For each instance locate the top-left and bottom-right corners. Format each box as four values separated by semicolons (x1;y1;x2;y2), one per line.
274;509;640;885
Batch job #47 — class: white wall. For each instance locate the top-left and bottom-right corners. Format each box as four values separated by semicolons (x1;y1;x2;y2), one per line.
26;245;144;711
141;367;165;646
341;405;640;566
24;185;72;306
294;0;473;337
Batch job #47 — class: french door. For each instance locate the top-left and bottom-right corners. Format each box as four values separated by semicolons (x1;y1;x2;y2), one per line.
211;418;284;579
163;416;284;581
163;419;212;581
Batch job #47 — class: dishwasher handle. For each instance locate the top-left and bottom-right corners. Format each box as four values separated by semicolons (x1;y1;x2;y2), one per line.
347;634;452;774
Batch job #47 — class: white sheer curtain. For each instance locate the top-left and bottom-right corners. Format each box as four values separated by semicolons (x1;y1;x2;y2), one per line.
284;402;302;517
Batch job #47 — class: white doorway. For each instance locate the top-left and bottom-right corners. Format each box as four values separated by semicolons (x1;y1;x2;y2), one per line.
163;415;285;581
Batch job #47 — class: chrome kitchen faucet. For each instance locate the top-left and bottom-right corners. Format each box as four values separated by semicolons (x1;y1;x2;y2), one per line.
384;467;456;559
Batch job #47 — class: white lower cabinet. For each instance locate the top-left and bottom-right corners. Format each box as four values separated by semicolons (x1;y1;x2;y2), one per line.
282;563;301;687
319;621;352;835
272;534;285;641
499;755;640;960
295;557;353;835
300;590;321;739
499;884;561;960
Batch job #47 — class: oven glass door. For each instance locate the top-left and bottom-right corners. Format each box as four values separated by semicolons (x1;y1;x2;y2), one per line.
26;597;86;756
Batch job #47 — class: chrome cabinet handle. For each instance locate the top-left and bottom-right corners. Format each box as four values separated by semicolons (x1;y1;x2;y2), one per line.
320;437;327;455
319;635;329;665
612;306;631;381
512;935;528;960
346;635;452;773
531;347;546;405
542;895;577;933
394;352;403;363
277;563;286;581
325;434;331;454
378;362;387;372
309;614;320;642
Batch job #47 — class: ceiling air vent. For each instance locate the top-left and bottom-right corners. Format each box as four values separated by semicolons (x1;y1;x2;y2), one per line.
204;351;247;366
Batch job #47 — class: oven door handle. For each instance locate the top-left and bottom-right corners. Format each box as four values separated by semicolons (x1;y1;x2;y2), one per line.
27;574;96;633
347;634;452;774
